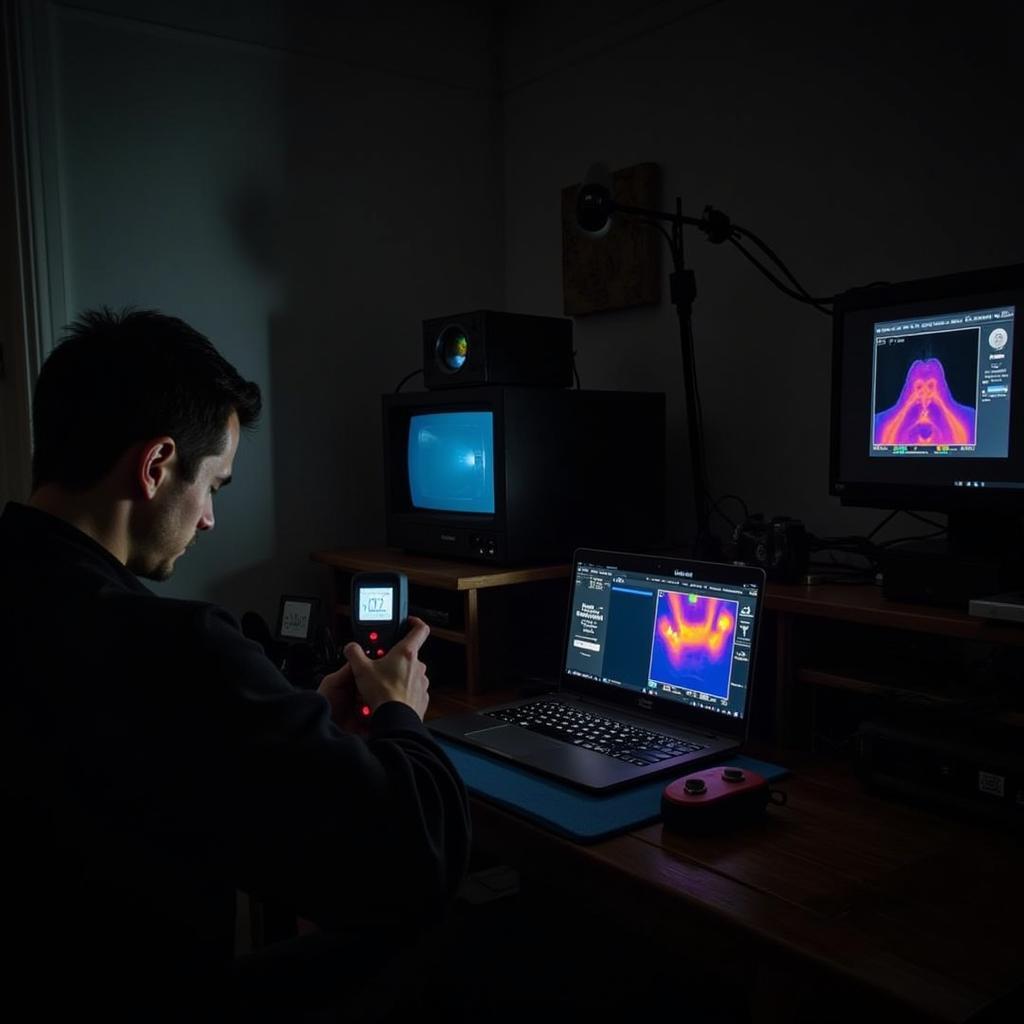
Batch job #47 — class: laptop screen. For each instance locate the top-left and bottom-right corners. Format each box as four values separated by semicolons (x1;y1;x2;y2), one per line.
563;552;763;723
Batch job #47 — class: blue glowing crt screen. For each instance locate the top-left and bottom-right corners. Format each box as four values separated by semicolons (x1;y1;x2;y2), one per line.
408;412;495;514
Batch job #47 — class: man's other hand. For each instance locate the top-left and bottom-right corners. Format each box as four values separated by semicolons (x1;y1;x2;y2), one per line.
316;661;370;733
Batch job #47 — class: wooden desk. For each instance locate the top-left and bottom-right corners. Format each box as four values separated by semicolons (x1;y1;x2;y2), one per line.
433;692;1022;1023
311;548;569;694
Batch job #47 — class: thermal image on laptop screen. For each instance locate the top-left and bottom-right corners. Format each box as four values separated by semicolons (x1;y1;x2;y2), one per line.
649;592;737;699
564;560;759;720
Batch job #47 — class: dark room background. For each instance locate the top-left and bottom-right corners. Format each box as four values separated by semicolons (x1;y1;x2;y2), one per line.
3;0;1022;624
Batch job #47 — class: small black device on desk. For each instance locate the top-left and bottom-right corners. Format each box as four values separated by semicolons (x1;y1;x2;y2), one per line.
350;572;410;718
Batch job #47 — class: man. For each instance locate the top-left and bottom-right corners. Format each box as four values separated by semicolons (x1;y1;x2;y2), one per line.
0;309;471;1020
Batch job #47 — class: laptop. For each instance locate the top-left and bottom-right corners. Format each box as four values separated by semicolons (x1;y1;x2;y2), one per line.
430;548;766;792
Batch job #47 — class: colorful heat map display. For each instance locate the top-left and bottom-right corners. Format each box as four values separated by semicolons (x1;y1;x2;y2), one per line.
873;357;976;448
648;591;737;699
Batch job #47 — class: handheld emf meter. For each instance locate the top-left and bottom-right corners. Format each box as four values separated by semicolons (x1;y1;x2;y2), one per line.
349;572;410;722
350;572;409;660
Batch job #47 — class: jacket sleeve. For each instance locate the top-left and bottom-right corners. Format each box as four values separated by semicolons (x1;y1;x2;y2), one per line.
193;604;472;931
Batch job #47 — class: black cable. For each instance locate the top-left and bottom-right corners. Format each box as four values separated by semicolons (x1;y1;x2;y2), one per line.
906;510;946;531
878;528;948;548
731;224;835;306
729;238;833;316
571;352;581;389
714;493;750;525
730;236;824;308
865;509;947;543
394;368;423;393
866;510;899;540
637;217;676;252
710;501;738;530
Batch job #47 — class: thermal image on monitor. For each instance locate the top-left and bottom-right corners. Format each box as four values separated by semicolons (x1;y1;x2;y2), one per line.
873;357;977;447
648;592;737;699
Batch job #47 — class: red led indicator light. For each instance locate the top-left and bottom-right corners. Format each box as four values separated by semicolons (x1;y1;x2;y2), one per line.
369;631;378;642
361;705;371;717
376;648;385;658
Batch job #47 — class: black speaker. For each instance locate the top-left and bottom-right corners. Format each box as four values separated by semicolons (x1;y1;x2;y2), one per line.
422;310;573;390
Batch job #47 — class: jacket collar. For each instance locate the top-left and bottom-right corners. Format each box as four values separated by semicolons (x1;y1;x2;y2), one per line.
1;501;151;593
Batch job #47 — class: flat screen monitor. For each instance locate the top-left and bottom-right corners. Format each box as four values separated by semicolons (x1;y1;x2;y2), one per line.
831;262;1024;542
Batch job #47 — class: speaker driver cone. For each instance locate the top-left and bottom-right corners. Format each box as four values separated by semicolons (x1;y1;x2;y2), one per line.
436;325;469;373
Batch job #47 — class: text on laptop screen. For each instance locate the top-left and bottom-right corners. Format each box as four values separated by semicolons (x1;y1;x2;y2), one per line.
564;561;760;719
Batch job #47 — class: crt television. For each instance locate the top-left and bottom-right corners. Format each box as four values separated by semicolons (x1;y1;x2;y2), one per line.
382;387;666;564
830;261;1024;556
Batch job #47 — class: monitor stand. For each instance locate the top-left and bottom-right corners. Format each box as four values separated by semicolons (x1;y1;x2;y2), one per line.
881;511;1024;609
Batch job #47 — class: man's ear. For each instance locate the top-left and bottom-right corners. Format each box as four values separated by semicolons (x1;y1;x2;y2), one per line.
137;437;177;500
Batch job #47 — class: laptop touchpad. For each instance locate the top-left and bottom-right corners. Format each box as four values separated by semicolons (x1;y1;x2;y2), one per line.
464;724;560;758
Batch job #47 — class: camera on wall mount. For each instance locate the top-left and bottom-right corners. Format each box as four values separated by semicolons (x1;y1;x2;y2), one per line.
734;514;808;582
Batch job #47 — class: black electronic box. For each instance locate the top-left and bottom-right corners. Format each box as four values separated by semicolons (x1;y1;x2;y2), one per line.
856;716;1024;831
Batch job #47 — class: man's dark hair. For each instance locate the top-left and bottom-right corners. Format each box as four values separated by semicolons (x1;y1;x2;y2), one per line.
32;308;262;490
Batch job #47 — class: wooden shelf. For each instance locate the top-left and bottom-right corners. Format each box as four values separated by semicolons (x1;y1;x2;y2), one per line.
766;581;1024;644
312;547;569;592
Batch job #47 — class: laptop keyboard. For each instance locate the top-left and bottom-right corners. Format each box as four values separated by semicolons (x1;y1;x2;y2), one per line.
485;699;706;766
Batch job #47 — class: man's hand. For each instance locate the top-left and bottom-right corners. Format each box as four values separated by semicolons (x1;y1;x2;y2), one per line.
318;616;431;728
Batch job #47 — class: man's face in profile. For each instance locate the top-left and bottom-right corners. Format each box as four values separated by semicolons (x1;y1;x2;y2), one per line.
131;412;240;581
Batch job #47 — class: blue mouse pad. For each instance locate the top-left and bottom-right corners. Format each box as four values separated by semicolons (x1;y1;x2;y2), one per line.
436;739;789;843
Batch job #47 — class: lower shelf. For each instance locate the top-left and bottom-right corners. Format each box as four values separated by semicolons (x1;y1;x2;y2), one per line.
797;668;1024;727
798;669;957;705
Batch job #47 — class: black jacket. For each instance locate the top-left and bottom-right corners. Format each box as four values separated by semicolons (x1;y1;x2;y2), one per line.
0;502;470;1016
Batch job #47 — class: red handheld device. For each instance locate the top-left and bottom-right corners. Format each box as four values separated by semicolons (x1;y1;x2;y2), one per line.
350;572;409;720
661;765;782;834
